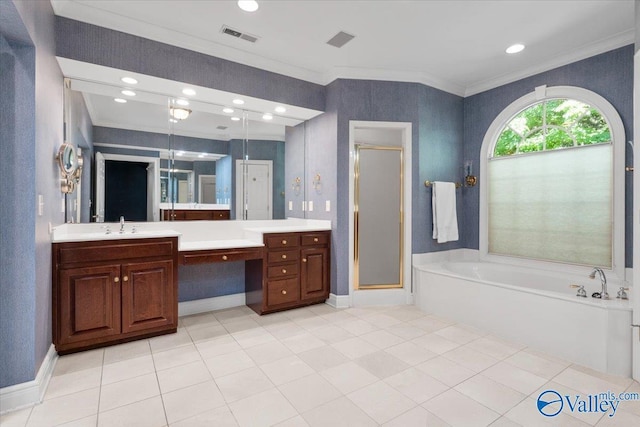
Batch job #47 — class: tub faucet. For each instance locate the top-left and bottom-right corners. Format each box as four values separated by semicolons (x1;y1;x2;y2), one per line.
119;216;125;233
589;267;608;299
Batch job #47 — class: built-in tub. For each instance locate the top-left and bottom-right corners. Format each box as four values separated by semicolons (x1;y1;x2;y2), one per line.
413;254;633;377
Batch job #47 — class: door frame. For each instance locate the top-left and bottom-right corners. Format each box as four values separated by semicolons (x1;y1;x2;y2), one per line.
95;152;160;222
235;159;273;220
632;50;639;382
348;121;412;306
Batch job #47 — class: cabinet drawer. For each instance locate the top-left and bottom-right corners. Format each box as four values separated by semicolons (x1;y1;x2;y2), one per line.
180;248;263;265
266;278;300;306
301;233;329;246
265;235;300;249
267;262;299;279
267;249;299;264
58;239;176;265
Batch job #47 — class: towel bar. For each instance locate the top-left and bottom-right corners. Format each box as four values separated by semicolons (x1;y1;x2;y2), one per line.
424;180;462;188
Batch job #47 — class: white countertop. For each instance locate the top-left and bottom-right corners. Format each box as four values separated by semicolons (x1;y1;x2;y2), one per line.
51;219;331;251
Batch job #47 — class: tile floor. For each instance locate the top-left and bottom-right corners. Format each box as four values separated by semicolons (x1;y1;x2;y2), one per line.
2;304;639;427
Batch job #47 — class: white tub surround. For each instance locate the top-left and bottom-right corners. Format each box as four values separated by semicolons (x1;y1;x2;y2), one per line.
413;250;633;377
51;218;331;251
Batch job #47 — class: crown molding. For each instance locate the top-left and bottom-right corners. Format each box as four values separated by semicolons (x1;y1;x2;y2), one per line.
464;29;635;97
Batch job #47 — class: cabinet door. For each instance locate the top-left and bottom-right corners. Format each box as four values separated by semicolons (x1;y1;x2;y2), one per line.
58;265;122;345
300;247;328;300
121;260;176;334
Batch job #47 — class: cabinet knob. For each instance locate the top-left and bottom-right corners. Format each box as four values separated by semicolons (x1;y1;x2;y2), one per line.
302;258;307;263
282;268;287;274
222;255;228;261
282;239;287;245
281;254;287;259
281;289;287;295
314;237;319;242
123;276;128;282
114;277;120;283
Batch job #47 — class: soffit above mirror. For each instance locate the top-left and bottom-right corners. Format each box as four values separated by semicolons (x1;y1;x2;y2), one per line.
57;57;324;141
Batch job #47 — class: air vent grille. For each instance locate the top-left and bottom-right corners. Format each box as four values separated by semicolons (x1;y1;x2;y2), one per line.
216;125;228;130
221;25;259;43
327;31;355;48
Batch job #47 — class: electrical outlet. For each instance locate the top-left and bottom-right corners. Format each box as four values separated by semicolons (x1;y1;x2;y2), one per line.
288;201;293;211
325;200;331;212
308;201;313;211
38;195;44;216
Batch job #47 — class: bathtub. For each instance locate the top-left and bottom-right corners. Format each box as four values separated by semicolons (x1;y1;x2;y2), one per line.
413;252;633;377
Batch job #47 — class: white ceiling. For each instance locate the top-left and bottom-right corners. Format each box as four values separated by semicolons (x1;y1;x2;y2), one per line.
51;0;635;97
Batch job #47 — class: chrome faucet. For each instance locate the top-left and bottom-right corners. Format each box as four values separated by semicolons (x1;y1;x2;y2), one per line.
589;267;608;299
119;216;125;233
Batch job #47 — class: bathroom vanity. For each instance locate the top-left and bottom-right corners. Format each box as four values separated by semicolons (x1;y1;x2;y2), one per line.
51;219;331;353
52;236;179;354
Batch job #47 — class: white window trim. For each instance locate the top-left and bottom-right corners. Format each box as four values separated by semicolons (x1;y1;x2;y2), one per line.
479;85;626;280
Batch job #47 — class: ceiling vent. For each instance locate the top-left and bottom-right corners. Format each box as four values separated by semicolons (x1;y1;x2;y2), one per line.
216;125;228;130
221;25;259;43
326;31;355;48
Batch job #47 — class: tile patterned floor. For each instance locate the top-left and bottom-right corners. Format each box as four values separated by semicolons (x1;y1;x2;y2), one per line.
2;304;639;427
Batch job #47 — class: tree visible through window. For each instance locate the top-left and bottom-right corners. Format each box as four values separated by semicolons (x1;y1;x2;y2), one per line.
494;99;611;157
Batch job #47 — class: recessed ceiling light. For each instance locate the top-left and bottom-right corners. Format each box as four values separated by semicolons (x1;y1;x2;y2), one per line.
223;107;235;114
114;98;127;103
263;113;273;120
176;99;189;106
121;90;136;97
506;43;525;54
237;1;259;12
274;106;286;113
232;99;245;105
182;88;196;96
231;117;241;121
169;119;178;123
121;77;138;85
198;153;206;158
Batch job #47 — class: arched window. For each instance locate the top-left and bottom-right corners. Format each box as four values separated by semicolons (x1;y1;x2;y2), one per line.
480;86;625;274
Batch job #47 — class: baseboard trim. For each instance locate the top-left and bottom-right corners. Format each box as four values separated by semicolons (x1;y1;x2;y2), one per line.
326;293;350;308
178;293;247;317
0;344;58;415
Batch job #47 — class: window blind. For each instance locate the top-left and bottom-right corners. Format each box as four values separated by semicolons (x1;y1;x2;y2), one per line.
488;143;612;267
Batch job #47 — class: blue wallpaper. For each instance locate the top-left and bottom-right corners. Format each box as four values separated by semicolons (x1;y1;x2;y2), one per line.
55;17;326;112
462;45;634;267
0;33;37;389
306;79;464;295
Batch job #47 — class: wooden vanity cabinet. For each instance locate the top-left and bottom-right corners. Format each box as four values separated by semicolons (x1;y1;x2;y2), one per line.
53;237;178;354
162;209;230;221
246;231;330;314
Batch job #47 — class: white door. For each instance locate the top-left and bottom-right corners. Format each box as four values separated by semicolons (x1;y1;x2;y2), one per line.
235;160;272;220
632;51;640;382
199;175;216;203
95;152;105;222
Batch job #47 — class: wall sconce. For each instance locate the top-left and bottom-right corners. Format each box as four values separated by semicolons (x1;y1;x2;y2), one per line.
312;173;322;194
464;160;477;187
292;177;301;195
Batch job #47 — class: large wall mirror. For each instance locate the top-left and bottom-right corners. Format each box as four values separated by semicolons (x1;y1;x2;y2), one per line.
59;58;323;223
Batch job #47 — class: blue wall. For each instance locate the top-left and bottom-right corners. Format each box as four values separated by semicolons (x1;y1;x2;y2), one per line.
0;0;64;388
55;17;325;112
462;45;634;267
303;79;464;296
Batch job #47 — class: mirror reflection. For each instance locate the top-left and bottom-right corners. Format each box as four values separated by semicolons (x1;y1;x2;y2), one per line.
63;73;318;222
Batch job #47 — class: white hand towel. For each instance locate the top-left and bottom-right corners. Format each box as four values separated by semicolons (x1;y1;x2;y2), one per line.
432;181;459;243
